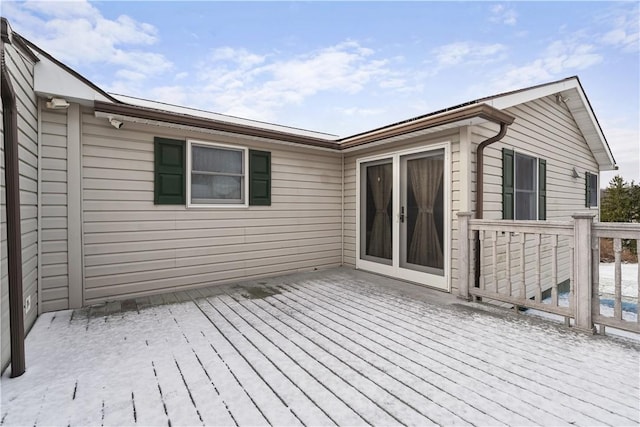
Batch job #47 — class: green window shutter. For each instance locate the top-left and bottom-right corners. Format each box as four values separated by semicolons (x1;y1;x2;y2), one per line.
502;148;514;219
154;137;185;205
249;149;271;206
538;158;546;220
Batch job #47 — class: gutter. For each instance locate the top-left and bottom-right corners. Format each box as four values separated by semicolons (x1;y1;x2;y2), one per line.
1;21;26;377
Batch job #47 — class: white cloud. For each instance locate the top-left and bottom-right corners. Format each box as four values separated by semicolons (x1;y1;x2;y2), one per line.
3;0;171;83
335;107;385;117
488;40;602;92
490;4;518;26
432;42;507;67
193;41;393;121
600;14;639;53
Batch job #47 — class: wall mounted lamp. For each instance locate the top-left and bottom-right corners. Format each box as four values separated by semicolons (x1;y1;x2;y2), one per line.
45;97;69;109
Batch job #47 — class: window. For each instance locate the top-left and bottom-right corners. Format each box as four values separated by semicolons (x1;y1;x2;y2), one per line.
503;148;546;220
585;172;598;207
188;141;247;206
154;136;271;207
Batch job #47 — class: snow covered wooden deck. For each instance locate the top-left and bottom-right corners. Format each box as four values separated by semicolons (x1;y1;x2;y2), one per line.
1;268;639;426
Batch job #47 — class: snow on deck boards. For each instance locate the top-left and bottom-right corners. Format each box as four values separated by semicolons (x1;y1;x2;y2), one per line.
1;268;639;427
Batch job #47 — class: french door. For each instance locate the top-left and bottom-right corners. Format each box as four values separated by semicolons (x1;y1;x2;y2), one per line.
357;146;448;290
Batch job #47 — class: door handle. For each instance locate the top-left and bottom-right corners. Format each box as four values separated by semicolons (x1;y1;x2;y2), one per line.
400;206;405;223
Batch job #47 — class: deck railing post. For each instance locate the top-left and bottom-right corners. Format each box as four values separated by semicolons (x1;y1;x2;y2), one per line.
457;212;472;300
572;213;596;334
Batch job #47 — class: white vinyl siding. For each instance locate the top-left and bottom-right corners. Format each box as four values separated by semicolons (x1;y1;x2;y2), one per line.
40;109;69;311
1;43;39;371
478;96;599;221
473;95;600;299
80;113;342;304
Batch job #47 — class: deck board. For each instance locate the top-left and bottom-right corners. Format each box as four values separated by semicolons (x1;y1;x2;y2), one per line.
1;268;638;426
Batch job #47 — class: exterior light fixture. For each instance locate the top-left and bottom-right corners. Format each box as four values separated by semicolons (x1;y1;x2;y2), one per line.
45;97;70;109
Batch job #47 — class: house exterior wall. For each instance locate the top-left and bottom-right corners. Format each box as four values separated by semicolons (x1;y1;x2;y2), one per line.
472;95;600;297
78;111;343;304
1;42;39;372
39;108;69;311
342;128;461;291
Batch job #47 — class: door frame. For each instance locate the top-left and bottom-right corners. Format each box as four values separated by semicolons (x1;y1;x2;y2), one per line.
355;141;451;292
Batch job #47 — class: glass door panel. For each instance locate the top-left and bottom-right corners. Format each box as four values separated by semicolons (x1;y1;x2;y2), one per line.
400;150;445;276
360;160;393;265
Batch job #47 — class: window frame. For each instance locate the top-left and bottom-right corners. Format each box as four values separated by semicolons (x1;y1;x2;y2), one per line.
586;171;598;208
503;148;546;221
513;151;539;221
186;139;249;208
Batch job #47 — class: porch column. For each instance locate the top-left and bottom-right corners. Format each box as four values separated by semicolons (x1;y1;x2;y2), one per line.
573;213;596;334
457;212;472;300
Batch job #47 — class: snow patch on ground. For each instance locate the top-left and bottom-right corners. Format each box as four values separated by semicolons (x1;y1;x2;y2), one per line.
1;269;639;426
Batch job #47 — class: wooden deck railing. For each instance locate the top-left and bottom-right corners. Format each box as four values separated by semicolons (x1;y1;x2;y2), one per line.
458;213;640;334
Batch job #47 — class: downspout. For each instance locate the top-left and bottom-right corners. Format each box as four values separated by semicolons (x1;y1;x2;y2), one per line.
476;123;509;220
1;38;26;377
474;122;509;288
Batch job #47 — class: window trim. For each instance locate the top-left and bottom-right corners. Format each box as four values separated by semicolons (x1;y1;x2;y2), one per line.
186;139;249;208
514;151;538;221
503;148;546;221
586;171;599;208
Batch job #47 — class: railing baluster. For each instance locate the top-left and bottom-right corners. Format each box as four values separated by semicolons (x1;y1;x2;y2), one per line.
506;232;512;297
551;234;558;306
591;236;600;323
568;239;574;327
614;238;622;320
492;231;498;293
637;239;640;326
535;234;541;302
520;233;526;299
460;218;639;334
479;230;485;290
469;230;476;298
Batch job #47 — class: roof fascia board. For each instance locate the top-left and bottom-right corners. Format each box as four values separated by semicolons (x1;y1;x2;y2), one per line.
111;93;338;140
94;111;340;153
19;36;121;105
1;18;38;63
32;53;114;106
338;104;515;149
94;102;341;150
483;79;579;110
479;77;616;171
566;86;616;170
340;117;488;154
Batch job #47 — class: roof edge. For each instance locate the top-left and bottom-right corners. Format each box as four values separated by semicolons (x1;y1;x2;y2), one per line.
94;100;341;150
18;35;121;104
338;103;515;149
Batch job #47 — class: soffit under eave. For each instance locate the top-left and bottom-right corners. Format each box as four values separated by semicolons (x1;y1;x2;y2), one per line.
32;52;113;106
485;80;616;172
561;88;616;171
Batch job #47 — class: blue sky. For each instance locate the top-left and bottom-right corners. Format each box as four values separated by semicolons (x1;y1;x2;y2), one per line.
3;1;639;184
